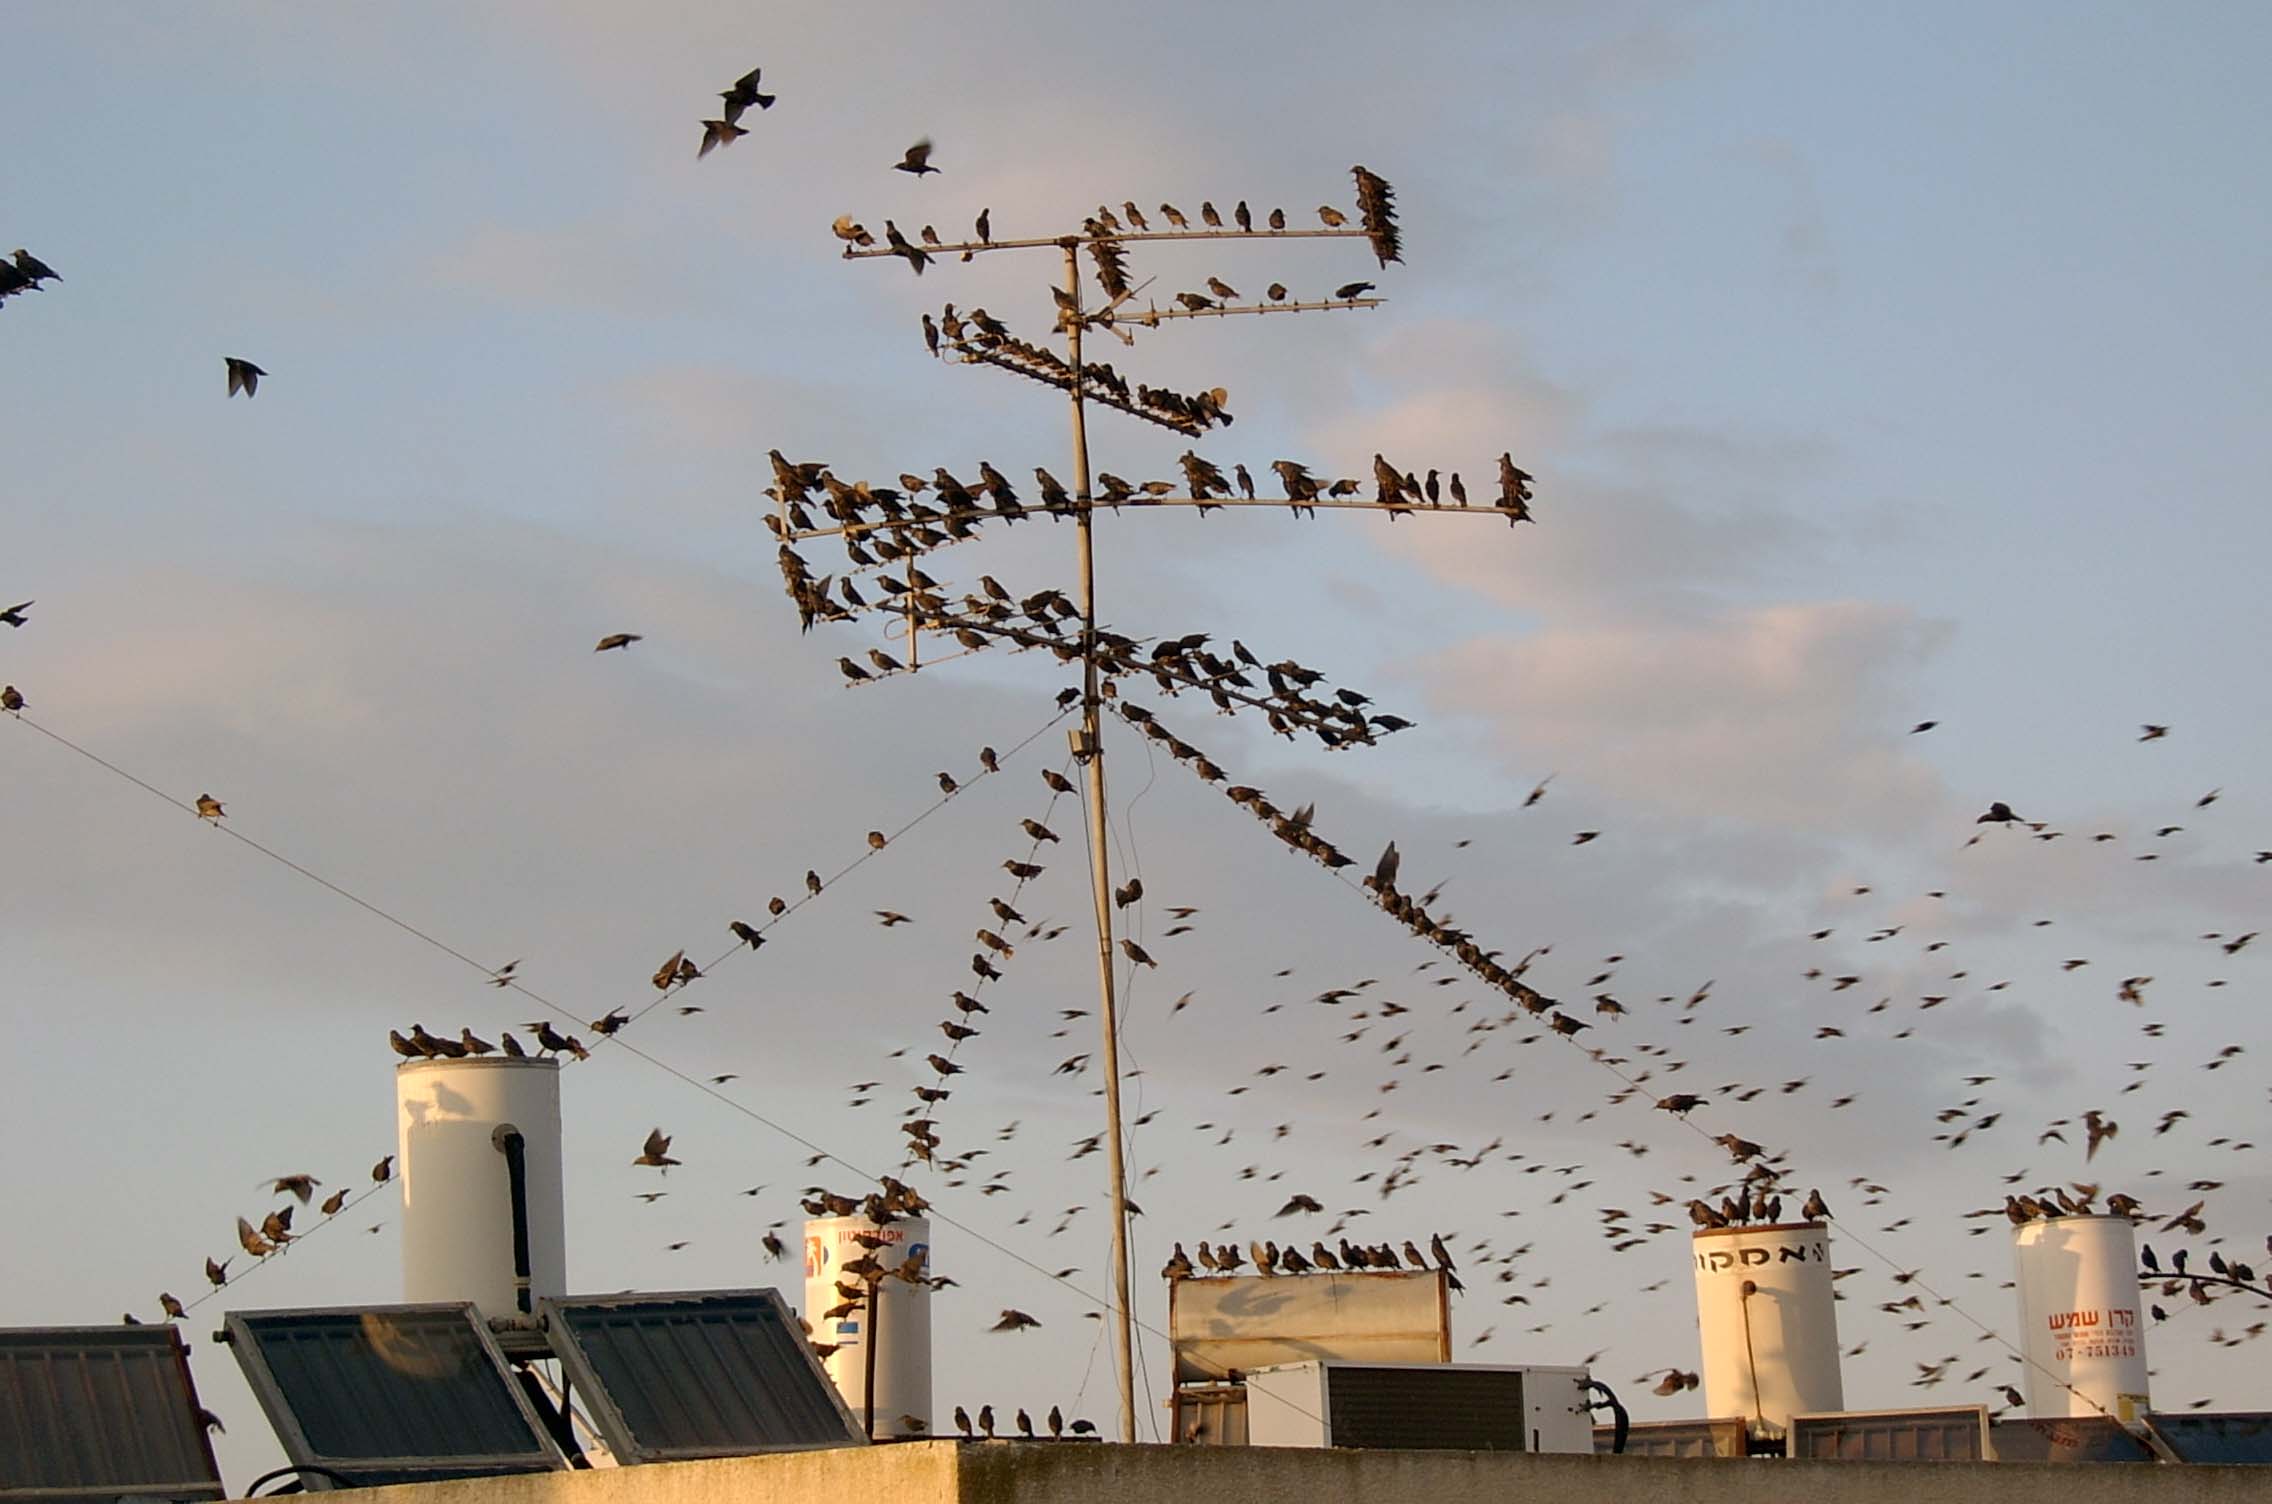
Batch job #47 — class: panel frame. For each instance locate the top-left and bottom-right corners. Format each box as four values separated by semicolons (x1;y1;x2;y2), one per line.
538;1289;865;1464
224;1302;567;1489
1787;1404;1990;1461
0;1323;226;1504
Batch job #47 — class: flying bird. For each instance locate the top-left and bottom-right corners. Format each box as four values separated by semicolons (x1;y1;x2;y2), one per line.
718;67;775;122
0;602;29;627
224;358;266;398
633;1127;680;1171
894;138;939;175
991;1308;1041;1332
595;633;642;652
698;118;748;157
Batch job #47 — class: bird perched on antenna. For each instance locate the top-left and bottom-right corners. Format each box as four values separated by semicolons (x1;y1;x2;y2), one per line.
1351;166;1402;267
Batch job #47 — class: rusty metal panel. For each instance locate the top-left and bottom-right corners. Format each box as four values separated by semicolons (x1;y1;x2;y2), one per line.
1598;1417;1747;1457
1789;1406;1988;1461
1167;1270;1448;1382
0;1325;224;1504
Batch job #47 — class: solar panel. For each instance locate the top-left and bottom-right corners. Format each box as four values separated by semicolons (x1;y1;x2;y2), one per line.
2145;1411;2272;1464
539;1290;864;1462
225;1304;566;1488
1788;1406;1988;1461
0;1325;225;1504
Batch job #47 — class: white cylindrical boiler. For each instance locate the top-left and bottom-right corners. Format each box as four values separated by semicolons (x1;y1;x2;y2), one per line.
1692;1221;1842;1439
803;1215;932;1438
2012;1214;2149;1421
397;1056;567;1321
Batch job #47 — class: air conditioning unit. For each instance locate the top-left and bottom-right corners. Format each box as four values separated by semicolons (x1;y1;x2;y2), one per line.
1243;1361;1592;1453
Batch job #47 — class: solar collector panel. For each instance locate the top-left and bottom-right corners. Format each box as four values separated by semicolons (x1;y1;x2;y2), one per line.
540;1291;864;1461
224;1305;565;1487
0;1326;224;1504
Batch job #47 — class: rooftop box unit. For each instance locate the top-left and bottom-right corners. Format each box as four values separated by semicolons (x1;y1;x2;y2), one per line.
1788;1405;1989;1461
1243;1361;1592;1453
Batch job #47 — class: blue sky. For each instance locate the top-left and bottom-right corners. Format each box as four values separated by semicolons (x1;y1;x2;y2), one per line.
4;0;2270;1480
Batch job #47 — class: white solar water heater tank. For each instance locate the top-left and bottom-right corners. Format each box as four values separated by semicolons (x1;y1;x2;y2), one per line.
1692;1220;1842;1439
396;1055;567;1320
1243;1361;1593;1453
2012;1214;2150;1421
803;1215;932;1438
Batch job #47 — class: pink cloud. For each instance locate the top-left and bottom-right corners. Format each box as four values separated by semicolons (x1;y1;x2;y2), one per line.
1423;599;1952;829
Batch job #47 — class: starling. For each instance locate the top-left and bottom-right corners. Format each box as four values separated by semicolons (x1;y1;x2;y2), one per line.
224;357;266;398
698;118;748;157
195;793;226;821
595;633;641;651
894;138;939;175
0;601;30;627
632;1127;680;1171
718;67;775;122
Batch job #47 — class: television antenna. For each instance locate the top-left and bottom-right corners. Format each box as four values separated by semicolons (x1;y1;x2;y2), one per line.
777;168;1535;1441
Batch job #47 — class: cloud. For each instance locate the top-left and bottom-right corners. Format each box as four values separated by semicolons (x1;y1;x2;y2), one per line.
1424;600;1951;829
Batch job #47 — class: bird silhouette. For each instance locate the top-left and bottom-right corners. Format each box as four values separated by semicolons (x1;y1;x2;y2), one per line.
224;358;265;398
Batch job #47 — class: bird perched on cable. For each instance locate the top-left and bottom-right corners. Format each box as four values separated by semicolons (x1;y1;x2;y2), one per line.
196;793;226;821
0;685;22;713
632;1128;679;1171
224;358;266;398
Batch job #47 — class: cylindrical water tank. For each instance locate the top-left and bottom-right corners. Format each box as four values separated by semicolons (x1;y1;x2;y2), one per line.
1692;1221;1842;1439
2012;1214;2149;1421
397;1056;566;1321
803;1215;932;1438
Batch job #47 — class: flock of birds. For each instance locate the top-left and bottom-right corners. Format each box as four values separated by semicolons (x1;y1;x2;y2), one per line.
12;55;2262;1444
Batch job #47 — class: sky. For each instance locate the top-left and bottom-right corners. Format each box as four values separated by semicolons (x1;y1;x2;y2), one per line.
4;0;2271;1482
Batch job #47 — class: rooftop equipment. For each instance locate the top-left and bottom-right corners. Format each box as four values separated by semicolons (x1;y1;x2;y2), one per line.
0;1324;225;1504
395;1057;566;1322
1167;1267;1449;1384
540;1290;864;1461
223;1303;567;1488
1788;1405;1990;1461
1242;1361;1594;1453
1691;1220;1842;1442
802;1215;932;1439
2011;1213;2149;1421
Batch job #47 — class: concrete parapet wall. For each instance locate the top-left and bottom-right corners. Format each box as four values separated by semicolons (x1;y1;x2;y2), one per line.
337;1438;2267;1504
